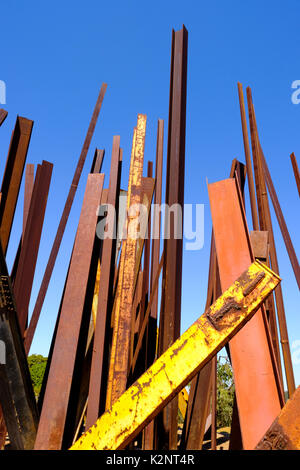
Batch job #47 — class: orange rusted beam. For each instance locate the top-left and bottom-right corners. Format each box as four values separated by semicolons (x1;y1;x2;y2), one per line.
208;178;282;450
256;386;300;450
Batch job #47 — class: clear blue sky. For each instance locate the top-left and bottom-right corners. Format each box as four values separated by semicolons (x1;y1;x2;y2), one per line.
0;1;299;387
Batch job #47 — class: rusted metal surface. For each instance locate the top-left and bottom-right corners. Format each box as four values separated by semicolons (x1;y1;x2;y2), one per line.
90;148;105;174
0;109;8;126
290;152;300;197
71;260;280;450
86;136;122;429
0;116;33;254
158;25;188;450
23;163;35;240
0;244;38;450
14;161;53;336
247;87;295;397
261;149;300;289
34;173;104;450
250;230;269;260
256;386;300;450
108;114;146;407
237;83;259;230
208;177;282;450
25;84;107;354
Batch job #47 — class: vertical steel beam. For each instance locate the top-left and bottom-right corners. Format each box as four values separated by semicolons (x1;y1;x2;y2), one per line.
0;116;33;254
290;152;300;197
0;109;8;127
108;115;146;406
208;178;282;450
237;83;259;230
0;244;38;450
34;173;104;450
14;161;53;336
23;163;35;240
25;84;107;353
86;136;121;429
158;25;188;450
90;148;105;174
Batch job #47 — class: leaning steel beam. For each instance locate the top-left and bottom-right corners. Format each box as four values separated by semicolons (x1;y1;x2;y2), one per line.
290;152;300;198
86;136;121;429
0;244;38;450
0;109;8;127
25;84;107;353
256;386;300;450
0;116;33;254
34;173;104;450
14;161;53;336
247;87;296;397
208;177;282;450
70;260;280;450
158;25;188;450
261;149;300;289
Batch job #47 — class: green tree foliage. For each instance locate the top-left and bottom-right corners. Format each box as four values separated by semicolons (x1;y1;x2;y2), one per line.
27;354;47;397
216;357;234;428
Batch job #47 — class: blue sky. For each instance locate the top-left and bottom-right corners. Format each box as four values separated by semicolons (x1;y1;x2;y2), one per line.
0;0;299;387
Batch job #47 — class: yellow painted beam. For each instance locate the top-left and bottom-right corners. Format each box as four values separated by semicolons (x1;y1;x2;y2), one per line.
71;260;280;450
256;386;300;450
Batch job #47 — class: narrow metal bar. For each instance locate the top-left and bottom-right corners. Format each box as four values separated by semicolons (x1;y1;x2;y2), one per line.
23;163;35;239
34;173;104;450
211;356;217;450
0;116;33;254
261;149;300;289
158;25;188;451
25;84;107;353
237;83;259;230
86;136;121;429
290;152;300;197
247;88;296;397
71;260;281;450
14;161;53;336
90;148;105;174
0;109;8;126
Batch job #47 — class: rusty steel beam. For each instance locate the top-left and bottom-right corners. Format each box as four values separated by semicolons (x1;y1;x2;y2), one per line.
25;85;107;353
13;161;53;337
34;173;104;450
290;152;300;197
0;244;38;450
0;109;8;127
90;148;105;174
71;261;281;450
247;87;296;397
86;136;122;429
237;83;259;230
208;177;282;450
261;149;300;289
0;116;33;254
108;114;146;407
256;386;300;450
158;25;188;451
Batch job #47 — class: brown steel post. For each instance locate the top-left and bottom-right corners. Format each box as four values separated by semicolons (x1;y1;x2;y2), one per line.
247;88;296;397
14;161;53;336
290;152;300;197
34;173;104;450
261;150;300;289
23;163;35;240
90;148;105;174
158;25;188;451
109;115;146;406
25;84;107;353
208;178;282;449
86;136;121;429
0;109;8;127
237;83;259;230
0;116;33;254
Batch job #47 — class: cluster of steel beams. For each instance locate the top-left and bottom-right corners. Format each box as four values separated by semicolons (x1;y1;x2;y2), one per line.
0;26;299;452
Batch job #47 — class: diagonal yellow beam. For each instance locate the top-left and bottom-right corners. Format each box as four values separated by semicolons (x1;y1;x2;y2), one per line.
71;260;280;450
